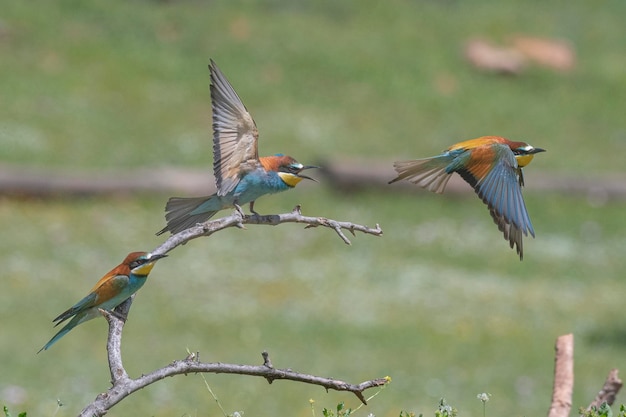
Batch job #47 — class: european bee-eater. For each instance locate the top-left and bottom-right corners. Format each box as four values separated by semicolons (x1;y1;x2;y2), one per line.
157;60;317;235
38;251;166;352
389;136;545;259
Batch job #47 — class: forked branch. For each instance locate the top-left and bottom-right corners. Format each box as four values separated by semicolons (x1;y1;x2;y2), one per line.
78;298;389;417
77;208;385;416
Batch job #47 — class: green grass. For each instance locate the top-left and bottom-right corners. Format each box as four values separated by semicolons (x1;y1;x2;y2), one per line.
2;0;626;170
2;1;626;416
4;191;626;416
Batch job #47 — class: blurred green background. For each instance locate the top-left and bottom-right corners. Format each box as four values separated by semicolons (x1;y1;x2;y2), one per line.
2;1;626;416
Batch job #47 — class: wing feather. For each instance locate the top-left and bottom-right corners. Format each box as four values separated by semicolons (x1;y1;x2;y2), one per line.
209;60;260;196
51;273;130;325
472;144;535;259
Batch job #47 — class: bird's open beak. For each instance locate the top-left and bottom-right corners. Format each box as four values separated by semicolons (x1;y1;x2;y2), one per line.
297;165;319;182
530;148;546;154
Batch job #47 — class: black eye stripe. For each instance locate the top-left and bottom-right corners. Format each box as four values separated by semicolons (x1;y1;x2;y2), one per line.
281;165;301;173
131;259;146;268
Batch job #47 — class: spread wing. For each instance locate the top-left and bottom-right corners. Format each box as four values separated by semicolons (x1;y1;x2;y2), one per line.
465;144;535;259
209;60;259;196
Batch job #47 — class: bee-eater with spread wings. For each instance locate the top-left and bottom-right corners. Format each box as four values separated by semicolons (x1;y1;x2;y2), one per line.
389;136;545;259
157;60;317;235
39;251;166;352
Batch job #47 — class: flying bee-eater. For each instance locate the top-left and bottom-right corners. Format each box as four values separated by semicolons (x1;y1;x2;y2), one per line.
38;251;167;352
157;60;317;235
389;136;545;260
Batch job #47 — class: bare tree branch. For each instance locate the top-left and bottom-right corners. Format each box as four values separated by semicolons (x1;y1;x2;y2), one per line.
152;205;383;256
78;305;389;417
587;368;622;411
101;298;133;385
75;208;385;416
547;333;574;417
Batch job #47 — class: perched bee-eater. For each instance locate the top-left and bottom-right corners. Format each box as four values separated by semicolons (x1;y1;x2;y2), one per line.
157;60;317;235
38;251;166;352
389;136;545;260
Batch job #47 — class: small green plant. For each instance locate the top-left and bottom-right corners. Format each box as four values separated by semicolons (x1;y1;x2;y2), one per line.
3;406;27;417
579;403;626;417
309;400;354;417
434;398;457;417
312;403;414;417
322;401;353;417
310;397;462;417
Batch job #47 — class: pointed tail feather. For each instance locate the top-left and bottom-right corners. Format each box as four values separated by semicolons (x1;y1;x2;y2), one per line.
51;308;76;326
38;313;88;353
389;157;454;193
38;326;71;353
156;196;219;235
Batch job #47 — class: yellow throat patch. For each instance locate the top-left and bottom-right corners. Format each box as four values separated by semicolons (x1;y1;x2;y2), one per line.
132;262;156;276
278;172;303;187
515;154;535;168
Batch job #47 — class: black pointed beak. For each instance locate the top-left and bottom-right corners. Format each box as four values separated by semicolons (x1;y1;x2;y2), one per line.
149;254;168;261
297;165;319;182
530;147;546;154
